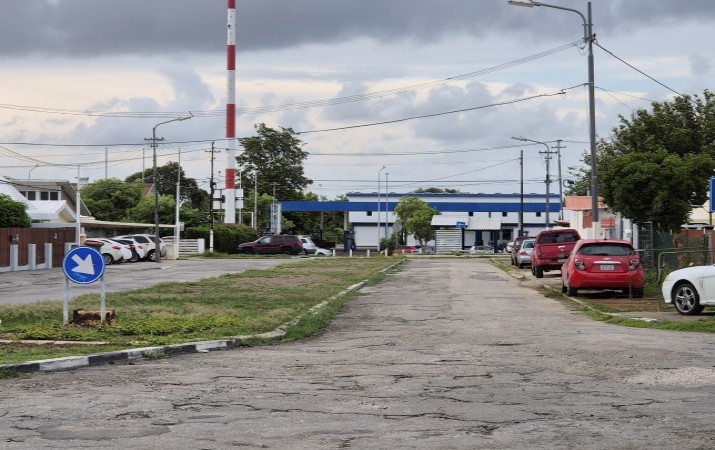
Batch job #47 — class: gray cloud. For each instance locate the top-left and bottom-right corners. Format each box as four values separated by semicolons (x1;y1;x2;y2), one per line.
3;0;715;58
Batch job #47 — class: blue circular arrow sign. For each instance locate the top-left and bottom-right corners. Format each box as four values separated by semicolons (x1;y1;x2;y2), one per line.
62;246;106;284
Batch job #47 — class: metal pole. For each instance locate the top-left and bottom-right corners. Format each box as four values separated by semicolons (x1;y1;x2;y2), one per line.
254;171;258;229
75;165;81;245
586;2;599;234
519;149;524;237
152;124;161;263
377;166;385;251
556;139;564;220
384;172;389;240
174;148;181;259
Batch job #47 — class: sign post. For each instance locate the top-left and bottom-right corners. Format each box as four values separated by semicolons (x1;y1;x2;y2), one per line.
61;246;107;325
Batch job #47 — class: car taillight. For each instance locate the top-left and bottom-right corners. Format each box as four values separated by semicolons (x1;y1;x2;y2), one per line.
629;258;640;271
574;258;585;270
112;245;121;250
520;250;528;256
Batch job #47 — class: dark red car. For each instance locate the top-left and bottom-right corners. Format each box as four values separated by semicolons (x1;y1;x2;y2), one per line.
561;239;644;298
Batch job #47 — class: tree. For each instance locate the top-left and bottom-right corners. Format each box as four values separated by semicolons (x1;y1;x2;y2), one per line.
0;194;31;227
394;196;439;247
237;123;312;202
81;178;142;222
571;90;715;231
413;187;461;194
125;162;210;210
125;195;176;229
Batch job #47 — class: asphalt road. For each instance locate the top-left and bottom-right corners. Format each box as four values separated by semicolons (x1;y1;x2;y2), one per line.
0;257;302;305
2;258;715;448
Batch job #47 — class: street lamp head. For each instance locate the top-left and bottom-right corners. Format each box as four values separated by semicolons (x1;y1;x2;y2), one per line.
507;0;537;7
511;136;527;141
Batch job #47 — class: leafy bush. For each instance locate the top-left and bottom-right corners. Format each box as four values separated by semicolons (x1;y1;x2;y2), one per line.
185;224;259;254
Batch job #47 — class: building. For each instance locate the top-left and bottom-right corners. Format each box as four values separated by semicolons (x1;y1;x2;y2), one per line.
345;191;560;249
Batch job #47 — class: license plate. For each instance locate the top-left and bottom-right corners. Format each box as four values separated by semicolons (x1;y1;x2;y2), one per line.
600;264;614;271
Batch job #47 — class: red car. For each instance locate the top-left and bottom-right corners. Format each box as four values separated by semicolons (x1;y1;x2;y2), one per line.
561;239;644;297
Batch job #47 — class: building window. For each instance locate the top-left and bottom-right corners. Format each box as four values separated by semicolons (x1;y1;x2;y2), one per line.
367;211;373;216
536;212;542;217
502;211;508;217
26;191;36;200
50;191;59;201
468;211;474;217
40;191;49;200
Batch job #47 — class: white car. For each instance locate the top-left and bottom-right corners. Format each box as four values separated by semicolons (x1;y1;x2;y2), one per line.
95;238;134;263
115;234;166;261
662;265;715;315
84;239;124;265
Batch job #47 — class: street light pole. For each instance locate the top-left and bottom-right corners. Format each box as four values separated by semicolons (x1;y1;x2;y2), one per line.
377;165;385;252
508;0;598;234
147;115;192;263
512;136;553;229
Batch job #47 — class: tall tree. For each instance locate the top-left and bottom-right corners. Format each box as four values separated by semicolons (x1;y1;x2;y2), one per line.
570;90;715;231
81;178;142;222
394;196;439;247
0;194;31;227
237;123;312;202
125;162;209;211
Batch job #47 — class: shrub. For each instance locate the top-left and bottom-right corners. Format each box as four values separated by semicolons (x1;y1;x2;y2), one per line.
185;224;259;254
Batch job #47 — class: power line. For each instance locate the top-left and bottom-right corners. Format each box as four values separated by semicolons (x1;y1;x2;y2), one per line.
595;41;684;97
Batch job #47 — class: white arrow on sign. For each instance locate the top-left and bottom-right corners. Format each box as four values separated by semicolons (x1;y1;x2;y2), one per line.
71;254;95;275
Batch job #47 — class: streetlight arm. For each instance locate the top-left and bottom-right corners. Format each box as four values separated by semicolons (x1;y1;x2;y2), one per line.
508;1;588;41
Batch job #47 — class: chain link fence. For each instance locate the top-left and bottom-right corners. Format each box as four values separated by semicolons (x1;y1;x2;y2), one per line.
637;223;713;282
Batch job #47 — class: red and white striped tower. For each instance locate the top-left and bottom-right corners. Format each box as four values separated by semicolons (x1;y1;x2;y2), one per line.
224;0;237;224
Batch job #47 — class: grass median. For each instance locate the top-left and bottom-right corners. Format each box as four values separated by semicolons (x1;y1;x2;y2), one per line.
0;257;403;365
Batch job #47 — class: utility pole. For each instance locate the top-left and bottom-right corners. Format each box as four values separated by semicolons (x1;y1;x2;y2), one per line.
519;149;524;237
539;145;558;228
554;140;565;220
206;142;216;252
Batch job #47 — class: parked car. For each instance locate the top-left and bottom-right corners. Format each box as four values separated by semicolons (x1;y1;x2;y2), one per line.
83;239;123;265
516;238;535;269
399;245;419;254
298;235;332;256
239;234;304;255
314;247;333;256
94;238;134;263
531;228;581;278
662;265;715;315
561;239;644;297
112;238;144;262
510;236;530;266
115;234;166;261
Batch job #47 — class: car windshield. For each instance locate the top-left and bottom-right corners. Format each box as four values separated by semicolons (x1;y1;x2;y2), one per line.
578;243;634;256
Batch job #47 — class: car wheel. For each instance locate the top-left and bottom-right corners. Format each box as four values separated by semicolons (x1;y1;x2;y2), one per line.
102;253;114;265
534;265;544;279
129;253;139;263
241;248;254;254
282;247;293;255
147;250;156;262
673;282;705;315
566;282;577;297
561;282;567;294
518;261;524;269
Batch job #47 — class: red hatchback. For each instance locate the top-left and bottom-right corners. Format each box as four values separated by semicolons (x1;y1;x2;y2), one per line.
561;239;645;298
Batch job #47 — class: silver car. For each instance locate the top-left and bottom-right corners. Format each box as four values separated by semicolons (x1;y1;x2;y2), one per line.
516;238;535;269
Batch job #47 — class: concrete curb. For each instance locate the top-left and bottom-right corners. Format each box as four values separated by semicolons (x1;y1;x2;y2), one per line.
0;259;404;375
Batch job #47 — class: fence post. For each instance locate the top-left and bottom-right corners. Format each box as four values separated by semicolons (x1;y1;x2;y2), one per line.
10;244;18;271
45;243;53;269
28;244;37;270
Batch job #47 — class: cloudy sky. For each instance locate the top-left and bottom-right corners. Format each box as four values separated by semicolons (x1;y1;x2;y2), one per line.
1;0;714;200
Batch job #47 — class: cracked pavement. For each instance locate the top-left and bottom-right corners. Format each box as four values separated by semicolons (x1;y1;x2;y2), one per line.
2;258;715;448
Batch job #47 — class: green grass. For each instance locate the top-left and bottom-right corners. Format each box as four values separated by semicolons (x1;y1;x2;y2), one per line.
0;257;403;364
